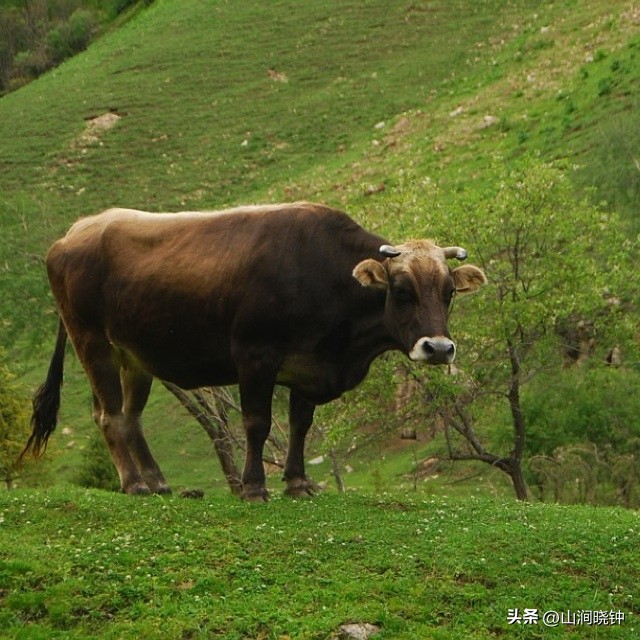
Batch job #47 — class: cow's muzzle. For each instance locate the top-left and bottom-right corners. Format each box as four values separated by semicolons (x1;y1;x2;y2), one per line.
409;336;456;365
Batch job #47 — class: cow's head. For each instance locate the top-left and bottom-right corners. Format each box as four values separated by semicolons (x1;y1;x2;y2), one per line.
353;240;486;364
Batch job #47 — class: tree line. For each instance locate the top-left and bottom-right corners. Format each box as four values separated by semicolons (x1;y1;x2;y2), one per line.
0;0;148;95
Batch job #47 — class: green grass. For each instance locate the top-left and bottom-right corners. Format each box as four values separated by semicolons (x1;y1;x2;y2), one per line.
1;0;549;489
2;0;637;363
0;487;638;639
0;0;527;202
1;4;640;636
0;0;638;575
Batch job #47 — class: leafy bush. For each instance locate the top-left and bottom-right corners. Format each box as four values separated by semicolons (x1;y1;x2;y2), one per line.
106;0;142;18
0;351;30;489
524;367;640;506
12;50;50;78
75;431;120;492
47;9;97;64
523;367;640;457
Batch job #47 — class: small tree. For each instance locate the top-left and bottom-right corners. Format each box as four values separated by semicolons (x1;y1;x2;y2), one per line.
162;383;296;496
0;352;31;489
315;350;432;494
433;157;636;499
162;383;243;496
75;431;120;492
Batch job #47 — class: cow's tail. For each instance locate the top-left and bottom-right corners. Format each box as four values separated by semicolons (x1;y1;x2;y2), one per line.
19;319;67;462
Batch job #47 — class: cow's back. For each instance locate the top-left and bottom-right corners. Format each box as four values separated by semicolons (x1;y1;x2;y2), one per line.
45;203;385;388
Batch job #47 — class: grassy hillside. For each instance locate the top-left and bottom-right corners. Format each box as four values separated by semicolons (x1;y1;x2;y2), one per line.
0;0;537;489
1;0;546;349
1;487;638;639
1;0;639;492
1;3;640;637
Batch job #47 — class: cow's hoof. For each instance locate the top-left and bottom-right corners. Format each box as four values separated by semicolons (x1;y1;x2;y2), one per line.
242;485;269;502
180;489;204;499
154;484;172;495
284;478;316;499
124;482;152;496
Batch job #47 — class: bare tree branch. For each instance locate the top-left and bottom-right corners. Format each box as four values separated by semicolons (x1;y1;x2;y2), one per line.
162;382;243;496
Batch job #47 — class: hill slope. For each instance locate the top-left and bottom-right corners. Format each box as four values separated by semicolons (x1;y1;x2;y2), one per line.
2;0;638;351
0;488;638;639
1;0;639;490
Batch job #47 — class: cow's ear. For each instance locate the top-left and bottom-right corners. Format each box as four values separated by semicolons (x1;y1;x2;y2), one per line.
353;259;389;289
452;264;487;294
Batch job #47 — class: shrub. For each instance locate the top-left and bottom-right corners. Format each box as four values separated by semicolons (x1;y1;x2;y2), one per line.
47;9;97;64
0;351;31;489
597;76;613;96
12;49;50;79
105;0;143;19
523;367;640;457
75;431;120;492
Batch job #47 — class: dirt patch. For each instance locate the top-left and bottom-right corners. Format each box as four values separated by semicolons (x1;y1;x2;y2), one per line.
58;111;124;172
77;112;122;146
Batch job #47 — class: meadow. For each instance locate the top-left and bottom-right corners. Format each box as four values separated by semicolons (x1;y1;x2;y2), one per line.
1;0;640;636
0;487;638;639
2;0;638;491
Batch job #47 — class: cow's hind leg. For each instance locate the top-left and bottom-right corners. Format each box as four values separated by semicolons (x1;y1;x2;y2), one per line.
283;391;317;498
76;332;150;495
121;365;170;494
238;360;278;502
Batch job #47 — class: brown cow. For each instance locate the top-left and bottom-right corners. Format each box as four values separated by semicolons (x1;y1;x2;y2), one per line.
21;203;486;499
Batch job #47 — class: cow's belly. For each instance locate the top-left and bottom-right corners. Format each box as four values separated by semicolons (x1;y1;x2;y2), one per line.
277;354;346;404
106;316;367;401
110;337;239;390
148;360;239;390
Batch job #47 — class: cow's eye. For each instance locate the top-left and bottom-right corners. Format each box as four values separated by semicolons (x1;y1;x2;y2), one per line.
392;284;413;303
445;288;455;306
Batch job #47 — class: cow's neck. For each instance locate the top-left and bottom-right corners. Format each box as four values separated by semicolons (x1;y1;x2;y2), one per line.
341;290;398;391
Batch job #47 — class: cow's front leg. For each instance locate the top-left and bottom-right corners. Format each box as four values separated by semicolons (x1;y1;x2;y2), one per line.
238;366;276;502
283;391;317;498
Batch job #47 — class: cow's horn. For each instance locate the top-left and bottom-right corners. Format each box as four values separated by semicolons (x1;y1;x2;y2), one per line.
443;247;468;261
379;245;402;258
